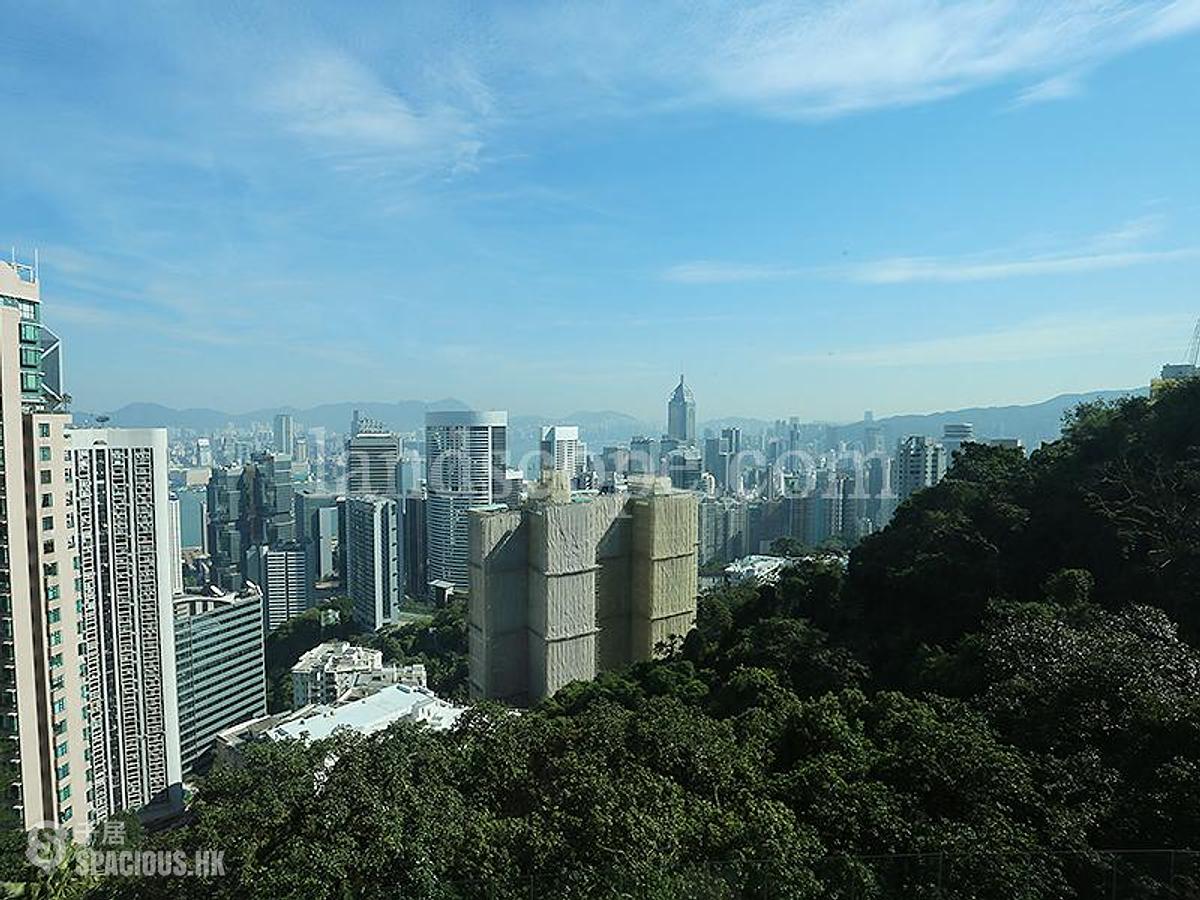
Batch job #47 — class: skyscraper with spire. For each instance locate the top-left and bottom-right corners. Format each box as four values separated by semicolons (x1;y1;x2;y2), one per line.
667;375;696;445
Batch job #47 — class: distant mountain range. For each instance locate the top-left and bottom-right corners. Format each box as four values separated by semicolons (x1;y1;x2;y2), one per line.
76;388;1147;455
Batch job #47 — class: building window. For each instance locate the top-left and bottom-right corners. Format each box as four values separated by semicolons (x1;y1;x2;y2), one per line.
19;322;39;343
23;348;42;368
37;423;50;438
40;470;51;485
41;516;53;531
38;447;51;462
48;608;61;624
22;373;40;393
49;653;62;668
49;631;62;646
56;785;71;802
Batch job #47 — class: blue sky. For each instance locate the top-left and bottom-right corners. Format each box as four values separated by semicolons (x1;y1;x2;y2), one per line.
2;1;1199;422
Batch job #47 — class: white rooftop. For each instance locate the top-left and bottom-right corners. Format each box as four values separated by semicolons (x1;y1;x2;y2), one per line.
266;684;465;742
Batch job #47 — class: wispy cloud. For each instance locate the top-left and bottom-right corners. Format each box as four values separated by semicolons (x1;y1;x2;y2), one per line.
491;0;1200;119
1011;72;1085;108
850;247;1198;284
662;215;1197;286
784;313;1193;367
260;50;484;177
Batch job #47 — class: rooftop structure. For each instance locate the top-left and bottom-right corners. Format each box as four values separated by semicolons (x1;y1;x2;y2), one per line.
291;640;384;707
215;682;466;755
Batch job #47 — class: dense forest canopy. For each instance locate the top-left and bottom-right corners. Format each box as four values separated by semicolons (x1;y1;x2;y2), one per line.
27;380;1200;898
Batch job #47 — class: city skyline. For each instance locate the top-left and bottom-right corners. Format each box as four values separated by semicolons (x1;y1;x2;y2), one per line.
2;2;1199;422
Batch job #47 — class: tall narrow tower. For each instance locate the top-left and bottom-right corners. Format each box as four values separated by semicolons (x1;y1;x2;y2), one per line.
0;258;88;831
667;375;696;445
68;427;182;818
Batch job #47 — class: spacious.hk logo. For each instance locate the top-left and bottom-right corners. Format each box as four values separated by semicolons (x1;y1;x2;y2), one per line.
25;823;69;873
25;821;225;878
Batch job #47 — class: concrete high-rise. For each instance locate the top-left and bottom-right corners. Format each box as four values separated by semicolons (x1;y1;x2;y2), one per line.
539;425;582;480
68;426;182;819
273;413;294;457
245;544;309;633
469;475;698;705
173;586;266;776
0;259;88;831
346;430;402;495
346;496;401;631
667;375;696;445
294;489;340;586
942;423;975;462
894;436;947;502
425;410;508;592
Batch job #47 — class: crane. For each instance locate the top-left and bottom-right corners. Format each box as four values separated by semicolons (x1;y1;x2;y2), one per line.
1188;317;1200;367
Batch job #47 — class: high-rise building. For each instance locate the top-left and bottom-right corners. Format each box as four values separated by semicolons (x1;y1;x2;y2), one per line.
894;436;947;502
396;447;422;496
403;494;427;600
69;426;183;820
176;484;208;552
665;445;703;491
539;425;582;480
667;375;696;445
173;586;266;776
697;496;749;564
246;453;295;547
245;544;310;633
168;495;184;596
0;260;88;831
346;496;402;631
425;410;508;592
942;423;975;462
273;413;294;457
469;475;698;704
294;490;340;587
346;431;402;495
206;466;245;590
629;435;661;476
195;437;213;467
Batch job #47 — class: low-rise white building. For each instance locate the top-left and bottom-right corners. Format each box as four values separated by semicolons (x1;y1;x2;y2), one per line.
215;682;466;759
291;639;428;707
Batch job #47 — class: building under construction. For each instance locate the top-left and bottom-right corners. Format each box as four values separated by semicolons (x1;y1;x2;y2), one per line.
468;476;698;705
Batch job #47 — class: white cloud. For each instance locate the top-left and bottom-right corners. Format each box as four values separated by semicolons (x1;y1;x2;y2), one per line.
662;216;1197;286
1011;72;1085;107
850;247;1198;284
490;0;1200;119
260;50;483;176
784;313;1193;367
